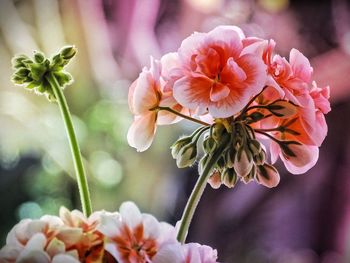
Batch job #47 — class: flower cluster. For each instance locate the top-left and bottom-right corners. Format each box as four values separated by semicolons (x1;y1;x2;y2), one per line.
127;25;330;188
11;46;76;101
0;202;218;263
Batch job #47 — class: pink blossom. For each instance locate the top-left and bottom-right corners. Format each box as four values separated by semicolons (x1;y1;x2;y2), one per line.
98;201;179;263
173;25;267;118
182;243;218;263
0;209;106;263
127;56;186;152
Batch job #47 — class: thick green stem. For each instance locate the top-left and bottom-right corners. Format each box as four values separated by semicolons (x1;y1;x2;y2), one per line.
176;136;229;243
46;73;92;216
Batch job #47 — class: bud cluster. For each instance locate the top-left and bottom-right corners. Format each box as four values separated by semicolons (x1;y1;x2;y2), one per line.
11;46;77;101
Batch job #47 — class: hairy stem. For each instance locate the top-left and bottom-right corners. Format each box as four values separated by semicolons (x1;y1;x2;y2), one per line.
46;73;92;216
176;136;230;243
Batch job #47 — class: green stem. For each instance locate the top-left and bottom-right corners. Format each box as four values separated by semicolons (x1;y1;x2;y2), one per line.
176;136;229;243
157;106;210;126
46;73;92;216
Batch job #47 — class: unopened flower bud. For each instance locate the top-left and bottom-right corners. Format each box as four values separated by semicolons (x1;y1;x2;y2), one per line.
208;171;222;189
268;100;297;118
171;136;192;159
34;52;45;64
212;123;225;142
248;139;262;155
203;135;216;154
222;168;238;188
225;147;236;168
254;149;266;165
242;165;256;184
233;148;253;177
60;45;77;60
256;164;280;188
176;142;197;168
248;111;265;122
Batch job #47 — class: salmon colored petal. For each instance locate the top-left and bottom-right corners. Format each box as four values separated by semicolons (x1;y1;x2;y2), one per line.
210;82;230;102
132;71;159;115
289;48;313;83
281;144;319;174
173;76;212;111
127;112;157;152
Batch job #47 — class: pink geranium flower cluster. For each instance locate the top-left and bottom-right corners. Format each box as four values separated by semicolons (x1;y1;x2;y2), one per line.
128;25;330;188
0;202;218;263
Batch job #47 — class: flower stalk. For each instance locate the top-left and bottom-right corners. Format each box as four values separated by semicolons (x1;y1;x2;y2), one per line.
176;134;230;243
46;72;92;216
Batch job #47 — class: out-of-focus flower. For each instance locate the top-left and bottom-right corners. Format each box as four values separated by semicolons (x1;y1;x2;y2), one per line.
0;209;106;263
182;243;218;263
173;26;267;118
98;201;179;263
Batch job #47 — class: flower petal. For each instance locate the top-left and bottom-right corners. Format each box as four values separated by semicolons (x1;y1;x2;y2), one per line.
290;48;313;83
127;112;157;152
119;202;142;230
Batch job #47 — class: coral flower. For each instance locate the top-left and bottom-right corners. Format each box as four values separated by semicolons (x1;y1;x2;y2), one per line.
173;25;267;118
98;202;179;263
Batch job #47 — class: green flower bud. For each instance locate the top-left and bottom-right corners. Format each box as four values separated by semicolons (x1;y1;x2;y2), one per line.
222;168;238;188
212;123;225;142
202;135;216;154
60;45;77;60
34;52;45;64
225;147;236;168
176;142;197;168
12;54;30;69
171;136;192;159
254;149;266;165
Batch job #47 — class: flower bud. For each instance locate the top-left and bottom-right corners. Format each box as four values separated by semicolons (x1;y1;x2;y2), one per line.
254;149;266;165
248;111;265;122
202;135;216;154
268;100;297;118
171;136;192;159
34;52;45;64
222;168;238;188
233;148;253;177
176;142;197;168
208;171;222;189
60;45;77;60
212;123;225;142
242;165;256;184
256;164;280;188
225;147;236;168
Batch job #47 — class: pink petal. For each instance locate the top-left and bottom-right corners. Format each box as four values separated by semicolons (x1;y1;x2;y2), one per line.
210;82;230;102
119;202;142;230
173;75;212;111
132;70;159;115
290;48;313;83
127;112;157;152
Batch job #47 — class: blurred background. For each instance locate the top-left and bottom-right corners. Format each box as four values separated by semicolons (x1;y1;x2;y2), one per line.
0;0;350;262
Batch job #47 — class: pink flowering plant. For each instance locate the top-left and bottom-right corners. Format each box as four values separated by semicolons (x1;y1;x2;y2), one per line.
0;25;330;262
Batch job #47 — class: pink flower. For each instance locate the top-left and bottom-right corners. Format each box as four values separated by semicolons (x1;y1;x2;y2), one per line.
127;56;187;152
0;209;107;263
173;26;267;118
98;201;179;263
182;243;218;263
